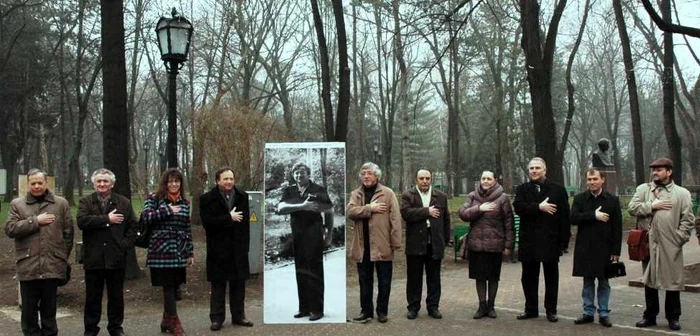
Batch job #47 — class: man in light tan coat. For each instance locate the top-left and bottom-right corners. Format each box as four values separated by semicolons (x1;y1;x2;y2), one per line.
628;158;695;331
347;162;402;324
5;169;74;336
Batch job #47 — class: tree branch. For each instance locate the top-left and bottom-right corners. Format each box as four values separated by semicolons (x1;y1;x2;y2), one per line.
639;0;700;38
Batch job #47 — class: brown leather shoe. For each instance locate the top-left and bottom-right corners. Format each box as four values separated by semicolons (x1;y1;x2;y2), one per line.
232;318;254;327
210;321;222;331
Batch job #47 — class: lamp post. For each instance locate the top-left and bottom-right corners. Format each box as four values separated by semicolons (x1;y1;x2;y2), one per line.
143;141;150;183
373;140;379;163
155;7;193;168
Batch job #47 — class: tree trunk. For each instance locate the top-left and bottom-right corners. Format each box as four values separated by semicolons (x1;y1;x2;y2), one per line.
393;0;410;191
332;0;350;142
660;0;682;185
310;0;334;141
613;0;645;186
100;0;139;279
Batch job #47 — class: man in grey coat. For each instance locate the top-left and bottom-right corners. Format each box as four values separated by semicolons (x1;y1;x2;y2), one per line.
629;158;695;331
5;169;74;336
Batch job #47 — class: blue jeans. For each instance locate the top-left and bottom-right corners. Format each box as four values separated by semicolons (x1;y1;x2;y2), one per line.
582;276;610;317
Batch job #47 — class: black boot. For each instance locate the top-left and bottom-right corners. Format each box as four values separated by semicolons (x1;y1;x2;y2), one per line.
487;300;497;318
473;301;488;319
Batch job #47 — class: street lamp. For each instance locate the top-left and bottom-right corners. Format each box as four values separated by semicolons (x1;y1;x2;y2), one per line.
155;7;193;168
373;140;379;162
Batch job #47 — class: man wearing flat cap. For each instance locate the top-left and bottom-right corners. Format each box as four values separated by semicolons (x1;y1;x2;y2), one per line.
628;158;695;331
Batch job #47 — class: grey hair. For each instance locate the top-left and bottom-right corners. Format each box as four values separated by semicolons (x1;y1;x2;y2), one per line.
26;168;48;181
359;162;382;180
529;157;547;169
91;168;116;184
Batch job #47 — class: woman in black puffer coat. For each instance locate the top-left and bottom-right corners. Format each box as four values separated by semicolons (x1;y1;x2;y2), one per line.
459;171;514;319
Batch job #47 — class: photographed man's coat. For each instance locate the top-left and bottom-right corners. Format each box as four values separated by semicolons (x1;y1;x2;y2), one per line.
5;191;74;281
513;179;571;262
571;190;622;278
77;192;138;270
629;182;695;290
200;186;250;282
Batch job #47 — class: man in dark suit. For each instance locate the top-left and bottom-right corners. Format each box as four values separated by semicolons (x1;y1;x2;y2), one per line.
200;168;253;331
277;163;333;321
400;168;451;320
78;168;138;336
571;168;622;328
513;157;570;323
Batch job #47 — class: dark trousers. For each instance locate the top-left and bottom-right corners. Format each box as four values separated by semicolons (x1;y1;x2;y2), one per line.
84;269;125;335
406;251;441;312
209;279;246;323
357;259;393;316
20;279;58;336
292;222;324;314
521;261;559;314
643;286;681;321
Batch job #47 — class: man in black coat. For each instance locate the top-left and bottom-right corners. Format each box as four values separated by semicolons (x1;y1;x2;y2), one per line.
571;168;622;328
78;168;138;336
200;168;253;331
276;163;333;321
513;157;570;323
400;168;451;320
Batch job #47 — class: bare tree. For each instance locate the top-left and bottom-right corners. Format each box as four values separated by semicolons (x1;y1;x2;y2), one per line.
519;0;568;184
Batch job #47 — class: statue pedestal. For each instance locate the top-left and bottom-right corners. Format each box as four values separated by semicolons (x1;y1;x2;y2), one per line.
602;169;617;195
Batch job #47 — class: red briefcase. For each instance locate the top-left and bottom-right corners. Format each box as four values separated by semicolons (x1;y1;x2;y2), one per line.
627;228;649;261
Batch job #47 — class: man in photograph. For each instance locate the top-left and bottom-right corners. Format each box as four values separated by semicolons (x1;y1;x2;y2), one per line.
77;168;138;336
200;168;254;330
5;169;74;336
277;163;333;321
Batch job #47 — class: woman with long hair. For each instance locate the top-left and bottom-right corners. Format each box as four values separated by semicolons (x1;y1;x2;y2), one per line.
140;168;194;335
459;171;514;319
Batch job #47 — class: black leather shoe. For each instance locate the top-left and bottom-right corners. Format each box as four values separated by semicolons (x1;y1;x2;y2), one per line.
377;314;388;323
109;331;126;336
516;312;538;320
546;313;558;322
574;315;594;325
309;312;324;321
635;318;657;328
406;310;418;320
428;309;442;319
232;318;254;327
668;320;681;331
210;321;222;331
294;311;310;318
352;313;372;323
599;317;612;327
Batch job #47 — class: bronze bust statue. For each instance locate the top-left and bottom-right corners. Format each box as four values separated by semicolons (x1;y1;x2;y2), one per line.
591;138;613;168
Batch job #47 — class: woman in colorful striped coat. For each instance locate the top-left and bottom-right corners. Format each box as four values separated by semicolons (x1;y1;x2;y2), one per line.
140;168;194;336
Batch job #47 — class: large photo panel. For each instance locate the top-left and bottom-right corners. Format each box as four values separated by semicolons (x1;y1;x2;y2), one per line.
263;142;346;323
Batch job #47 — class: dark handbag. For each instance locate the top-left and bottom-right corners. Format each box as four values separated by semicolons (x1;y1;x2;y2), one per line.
605;261;627;278
627;228;649;261
134;217;151;249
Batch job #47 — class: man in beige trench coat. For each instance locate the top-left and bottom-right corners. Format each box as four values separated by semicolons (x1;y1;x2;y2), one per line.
628;158;695;331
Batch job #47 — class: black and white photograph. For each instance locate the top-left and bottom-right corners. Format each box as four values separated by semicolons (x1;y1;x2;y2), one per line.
263;142;346;324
